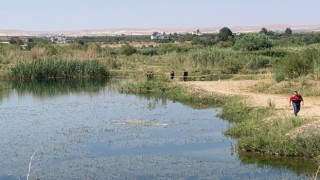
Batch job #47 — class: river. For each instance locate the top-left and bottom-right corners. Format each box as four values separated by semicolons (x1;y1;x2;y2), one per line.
0;80;315;179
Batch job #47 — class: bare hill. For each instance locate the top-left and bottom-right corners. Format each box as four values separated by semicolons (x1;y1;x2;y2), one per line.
1;24;320;37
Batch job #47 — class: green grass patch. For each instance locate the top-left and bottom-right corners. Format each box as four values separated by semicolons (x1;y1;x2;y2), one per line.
117;76;231;108
220;98;320;157
251;79;320;96
238;118;320;157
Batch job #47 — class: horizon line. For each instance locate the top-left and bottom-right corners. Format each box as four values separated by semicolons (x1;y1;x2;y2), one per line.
1;23;320;32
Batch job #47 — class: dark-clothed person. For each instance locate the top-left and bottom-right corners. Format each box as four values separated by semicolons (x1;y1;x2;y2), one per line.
183;69;188;81
170;71;175;79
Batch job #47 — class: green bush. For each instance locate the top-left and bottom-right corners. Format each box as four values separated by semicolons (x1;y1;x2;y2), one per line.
139;47;158;56
218;58;244;74
274;49;316;80
235;33;273;51
45;44;58;56
248;57;271;70
216;40;234;48
120;44;137;56
192;37;215;46
273;71;286;82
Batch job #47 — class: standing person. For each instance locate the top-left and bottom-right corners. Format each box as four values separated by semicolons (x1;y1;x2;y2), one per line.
170;71;175;80
146;71;153;80
289;91;304;116
183;69;188;81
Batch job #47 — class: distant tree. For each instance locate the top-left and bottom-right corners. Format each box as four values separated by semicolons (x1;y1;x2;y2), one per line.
285;27;293;35
218;27;233;41
196;29;201;34
259;27;268;35
77;40;85;46
9;37;24;45
26;38;34;43
259;27;275;36
235;33;272;51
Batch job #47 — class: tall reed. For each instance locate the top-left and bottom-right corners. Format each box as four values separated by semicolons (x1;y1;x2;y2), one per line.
11;59;109;80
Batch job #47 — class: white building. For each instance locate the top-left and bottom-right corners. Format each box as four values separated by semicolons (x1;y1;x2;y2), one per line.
51;35;67;44
192;29;202;36
151;33;170;41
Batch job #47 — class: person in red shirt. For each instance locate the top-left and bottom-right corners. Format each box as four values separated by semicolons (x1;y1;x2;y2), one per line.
289;91;304;116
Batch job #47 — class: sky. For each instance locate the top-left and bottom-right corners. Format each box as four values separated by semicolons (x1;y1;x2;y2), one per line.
0;0;319;31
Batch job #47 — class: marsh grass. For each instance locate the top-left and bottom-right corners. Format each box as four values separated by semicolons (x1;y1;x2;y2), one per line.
118;77;231;108
11;59;109;80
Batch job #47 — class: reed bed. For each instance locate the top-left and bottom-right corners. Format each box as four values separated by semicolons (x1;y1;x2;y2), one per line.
11;59;109;80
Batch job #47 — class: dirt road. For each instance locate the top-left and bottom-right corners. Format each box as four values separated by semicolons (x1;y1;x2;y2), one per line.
180;80;320;118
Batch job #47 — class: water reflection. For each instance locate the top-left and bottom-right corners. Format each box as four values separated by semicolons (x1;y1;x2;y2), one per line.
137;95;169;110
239;151;318;177
13;79;111;95
0;82;11;103
0;79;111;101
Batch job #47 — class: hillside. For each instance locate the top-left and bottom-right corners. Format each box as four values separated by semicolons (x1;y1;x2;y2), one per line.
1;24;320;37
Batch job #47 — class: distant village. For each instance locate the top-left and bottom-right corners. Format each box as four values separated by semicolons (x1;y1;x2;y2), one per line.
151;29;203;41
0;28;205;44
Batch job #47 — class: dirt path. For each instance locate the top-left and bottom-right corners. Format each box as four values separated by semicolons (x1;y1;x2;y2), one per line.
179;80;320;118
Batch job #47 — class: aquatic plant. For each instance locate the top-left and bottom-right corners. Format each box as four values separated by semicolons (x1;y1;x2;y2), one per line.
11;59;109;80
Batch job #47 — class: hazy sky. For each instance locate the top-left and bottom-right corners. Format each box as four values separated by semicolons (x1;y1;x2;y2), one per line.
0;0;319;31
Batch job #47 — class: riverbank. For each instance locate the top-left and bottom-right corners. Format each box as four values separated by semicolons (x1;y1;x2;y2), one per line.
179;79;320;158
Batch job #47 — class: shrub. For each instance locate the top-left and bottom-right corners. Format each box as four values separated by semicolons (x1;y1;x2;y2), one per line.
248;57;271;70
218;58;244;74
216;40;234;48
158;43;191;54
139;47;158;56
45;44;58;56
275;51;314;79
192;37;215;46
273;71;286;82
235;33;273;51
120;44;137;56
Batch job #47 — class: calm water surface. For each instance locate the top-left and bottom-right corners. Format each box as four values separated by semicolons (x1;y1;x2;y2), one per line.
0;80;315;179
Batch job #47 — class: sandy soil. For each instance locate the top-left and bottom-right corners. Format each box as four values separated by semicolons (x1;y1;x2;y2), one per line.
179;80;320;137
